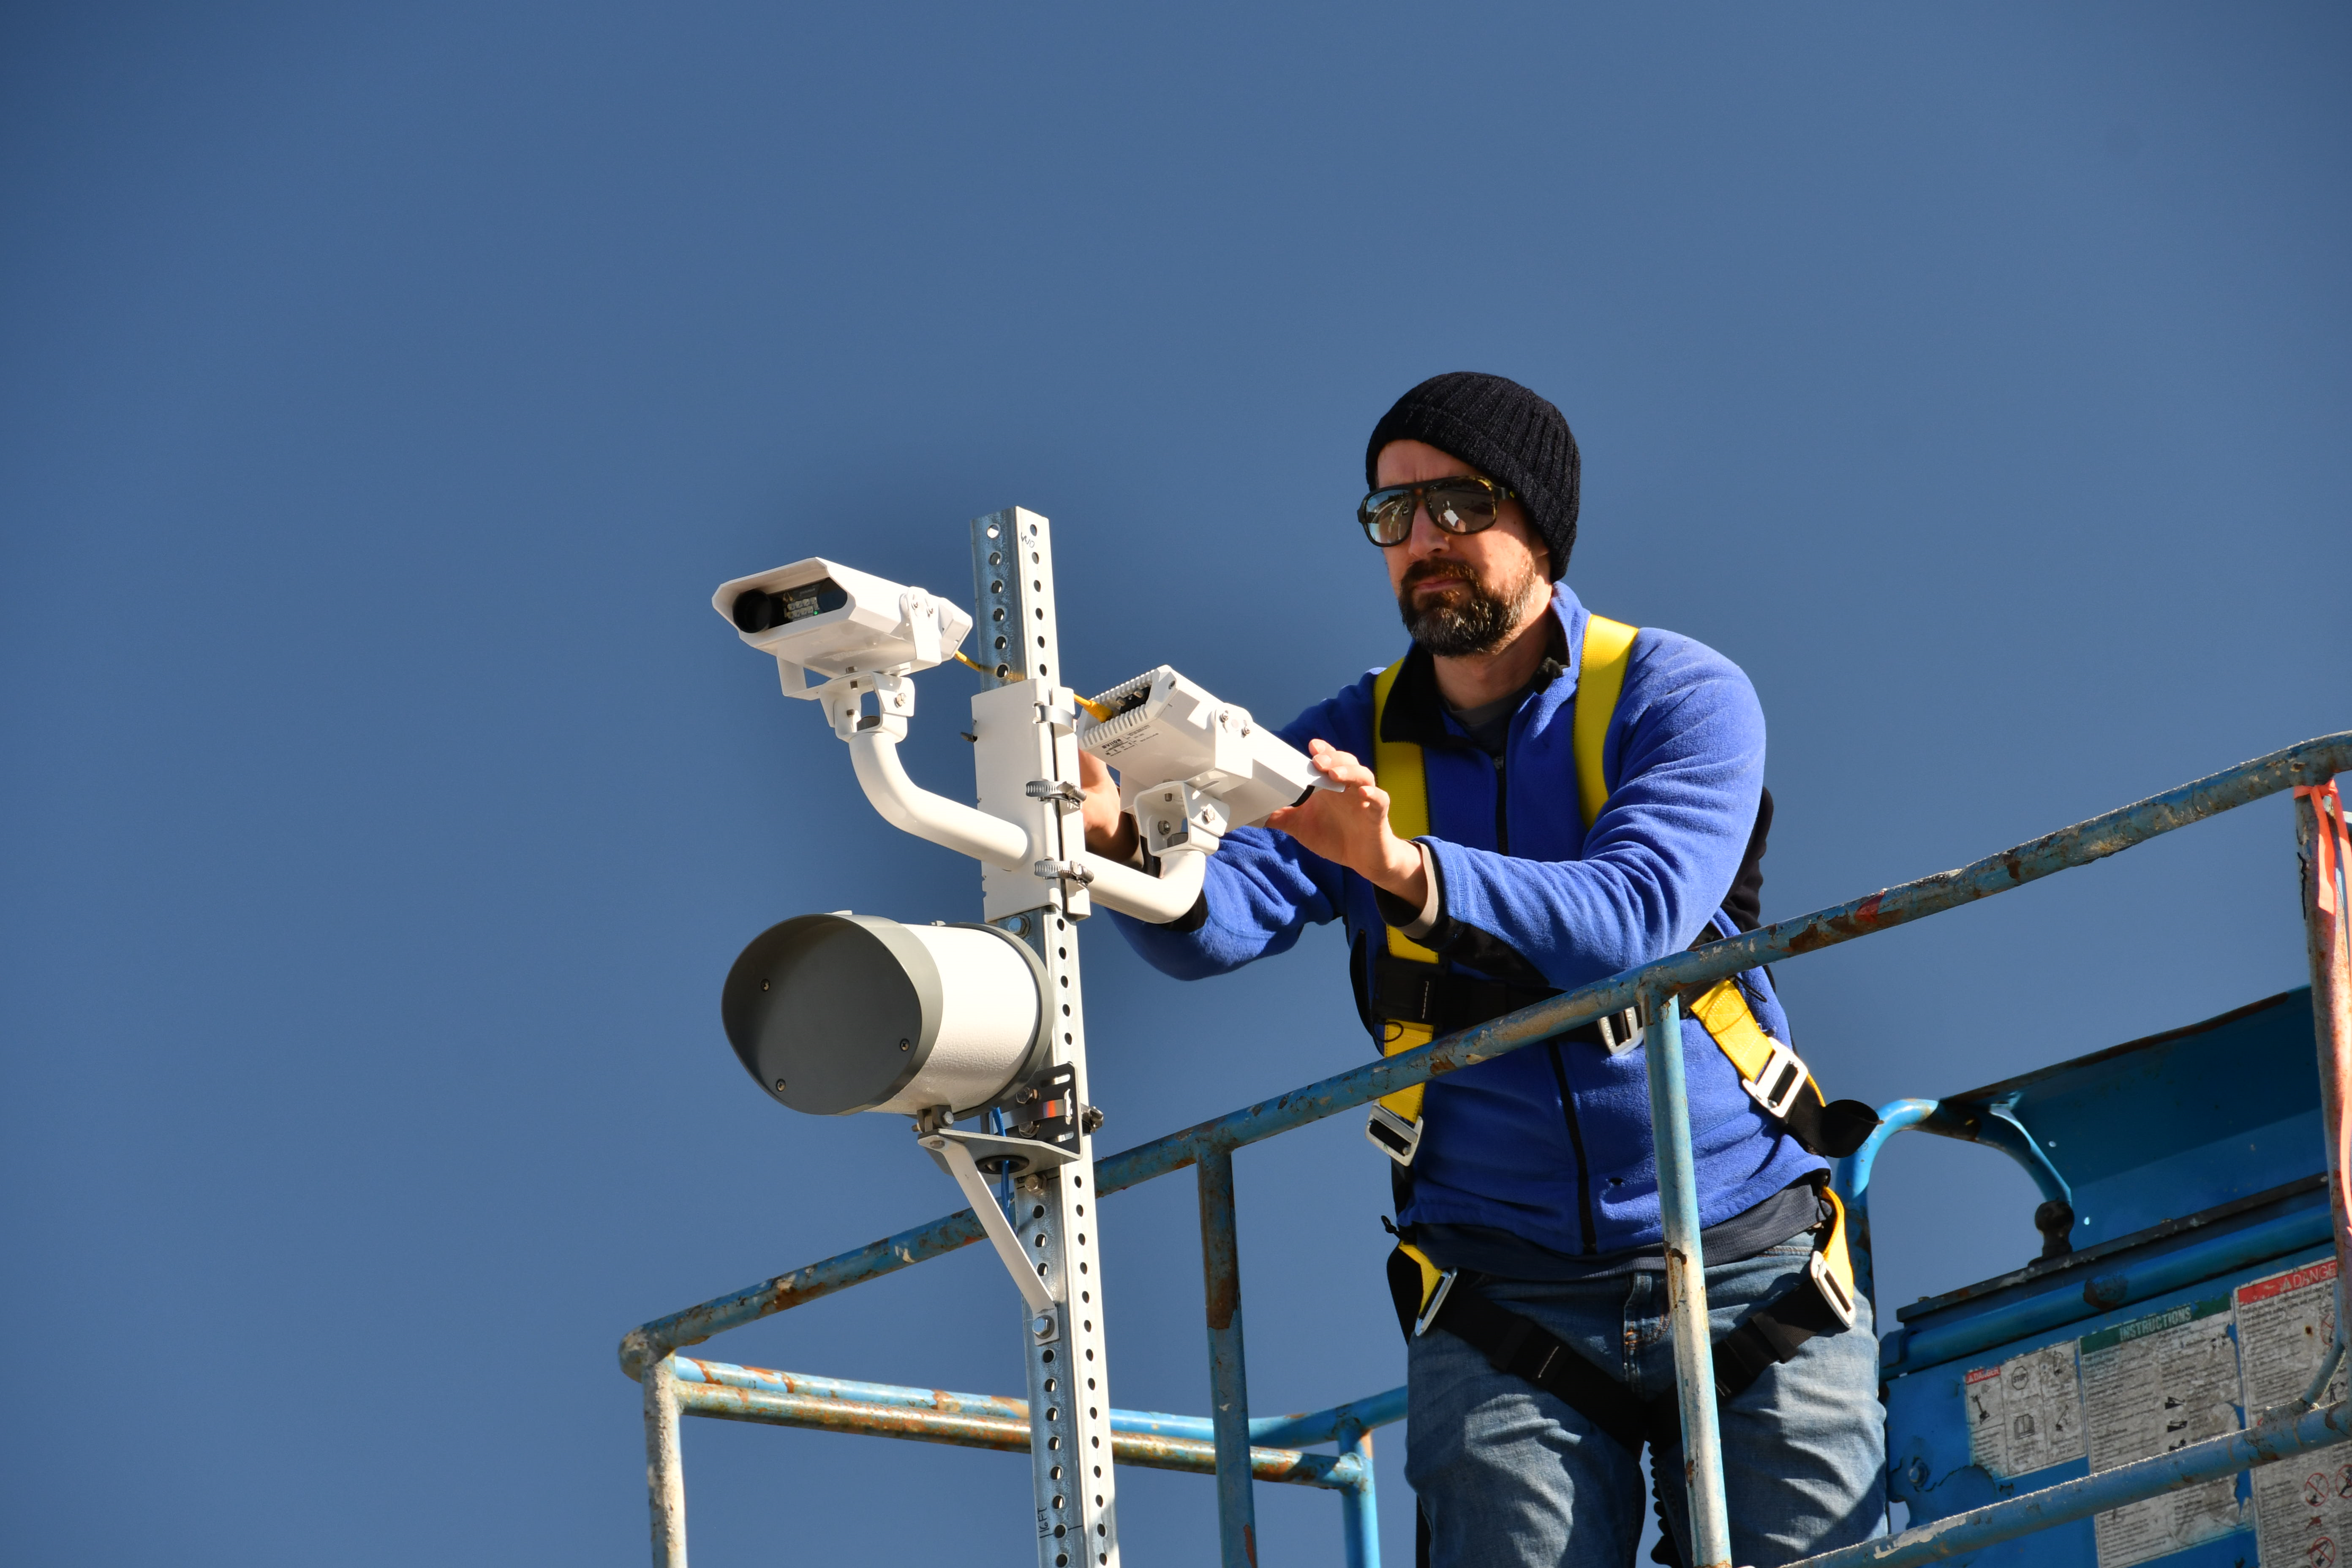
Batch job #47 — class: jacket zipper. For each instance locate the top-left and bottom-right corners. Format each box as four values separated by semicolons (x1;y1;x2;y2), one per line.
1486;748;1511;855
1545;1041;1601;1254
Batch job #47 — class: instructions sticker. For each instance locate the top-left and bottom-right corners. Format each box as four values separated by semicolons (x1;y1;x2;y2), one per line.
2081;1296;2247;1568
1965;1342;2087;1478
2238;1258;2350;1568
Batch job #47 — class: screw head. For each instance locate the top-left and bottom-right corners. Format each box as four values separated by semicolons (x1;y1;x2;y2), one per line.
1032;1315;1054;1337
899;1039;911;1051
773;1078;786;1092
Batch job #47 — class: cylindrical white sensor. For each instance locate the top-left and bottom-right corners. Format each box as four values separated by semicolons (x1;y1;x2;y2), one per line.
722;913;1046;1116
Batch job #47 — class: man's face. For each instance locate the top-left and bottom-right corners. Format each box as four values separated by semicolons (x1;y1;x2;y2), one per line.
1374;438;1552;657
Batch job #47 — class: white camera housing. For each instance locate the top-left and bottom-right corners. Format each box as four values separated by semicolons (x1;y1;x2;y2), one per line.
1078;665;1324;828
713;557;973;697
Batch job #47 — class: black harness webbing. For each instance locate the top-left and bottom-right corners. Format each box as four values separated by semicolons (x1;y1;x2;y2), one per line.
1385;1201;1848;1416
1386;1248;1677;1452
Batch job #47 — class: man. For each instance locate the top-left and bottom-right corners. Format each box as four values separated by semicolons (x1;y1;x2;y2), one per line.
1077;372;1884;1567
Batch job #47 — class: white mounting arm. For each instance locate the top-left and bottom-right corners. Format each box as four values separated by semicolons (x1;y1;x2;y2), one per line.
848;727;1032;869
850;725;1211;920
1072;846;1209;924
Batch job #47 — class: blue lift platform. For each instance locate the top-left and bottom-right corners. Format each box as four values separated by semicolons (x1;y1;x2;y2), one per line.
622;727;2352;1568
1863;986;2340;1568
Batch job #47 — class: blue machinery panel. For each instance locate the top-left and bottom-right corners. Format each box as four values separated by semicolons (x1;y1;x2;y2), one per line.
1858;989;2334;1568
623;734;2352;1568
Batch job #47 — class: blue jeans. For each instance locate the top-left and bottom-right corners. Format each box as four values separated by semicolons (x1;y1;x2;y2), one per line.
1405;1235;1886;1568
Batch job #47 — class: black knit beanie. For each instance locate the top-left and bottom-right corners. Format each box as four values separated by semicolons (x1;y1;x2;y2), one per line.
1365;372;1580;574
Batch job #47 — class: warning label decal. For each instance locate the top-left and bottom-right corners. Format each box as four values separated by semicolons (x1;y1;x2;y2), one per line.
1965;1342;2087;1478
2239;1258;2350;1568
2082;1296;2247;1568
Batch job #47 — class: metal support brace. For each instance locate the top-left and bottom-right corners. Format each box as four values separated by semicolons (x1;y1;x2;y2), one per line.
1198;1146;1258;1568
1644;990;1733;1568
2294;784;2352;1356
924;1130;1062;1320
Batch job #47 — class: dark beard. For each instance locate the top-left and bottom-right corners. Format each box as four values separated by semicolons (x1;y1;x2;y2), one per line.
1397;562;1544;656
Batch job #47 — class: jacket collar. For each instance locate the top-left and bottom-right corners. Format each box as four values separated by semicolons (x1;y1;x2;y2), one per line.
1378;583;1580;750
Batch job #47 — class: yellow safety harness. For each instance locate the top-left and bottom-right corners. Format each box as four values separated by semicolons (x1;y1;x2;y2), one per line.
1365;612;1867;1405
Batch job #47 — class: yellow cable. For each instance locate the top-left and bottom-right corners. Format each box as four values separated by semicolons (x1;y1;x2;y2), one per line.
954;650;1114;721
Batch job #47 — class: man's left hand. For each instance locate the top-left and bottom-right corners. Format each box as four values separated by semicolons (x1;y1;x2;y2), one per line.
1261;739;1429;905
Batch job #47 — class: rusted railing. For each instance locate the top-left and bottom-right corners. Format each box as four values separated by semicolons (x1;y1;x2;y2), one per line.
621;731;2352;1568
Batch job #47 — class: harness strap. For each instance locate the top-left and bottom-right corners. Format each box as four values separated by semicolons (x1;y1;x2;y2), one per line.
1385;1244;1674;1454
1364;618;1639;1164
1363;610;1879;1169
1684;979;1879;1160
1368;662;1440;1154
1387;1180;1860;1405
1571;615;1640;830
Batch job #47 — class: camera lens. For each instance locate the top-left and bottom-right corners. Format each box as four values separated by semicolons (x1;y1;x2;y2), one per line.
731;591;781;634
731;579;849;635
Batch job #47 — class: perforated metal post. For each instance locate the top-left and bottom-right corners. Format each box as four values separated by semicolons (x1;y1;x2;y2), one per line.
972;510;1122;1568
1644;991;1732;1568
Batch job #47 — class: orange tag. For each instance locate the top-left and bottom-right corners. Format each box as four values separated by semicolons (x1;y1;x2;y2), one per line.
2295;781;2349;916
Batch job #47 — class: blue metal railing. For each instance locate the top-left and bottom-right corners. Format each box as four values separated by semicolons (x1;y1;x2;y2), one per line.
622;731;2352;1568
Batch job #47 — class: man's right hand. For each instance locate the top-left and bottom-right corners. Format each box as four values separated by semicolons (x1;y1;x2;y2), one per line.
1078;751;1138;861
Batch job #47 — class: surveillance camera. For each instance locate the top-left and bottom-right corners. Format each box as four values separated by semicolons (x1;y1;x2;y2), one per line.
712;558;973;689
721;912;1049;1117
1077;665;1326;828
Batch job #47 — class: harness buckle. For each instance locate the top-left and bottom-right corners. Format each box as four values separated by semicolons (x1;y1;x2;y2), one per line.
1594;1007;1642;1054
1365;1104;1423;1166
1808;1250;1857;1330
1741;1036;1810;1120
1413;1269;1459;1338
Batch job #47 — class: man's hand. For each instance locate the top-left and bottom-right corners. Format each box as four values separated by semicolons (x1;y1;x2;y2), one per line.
1076;751;1138;861
1261;740;1428;905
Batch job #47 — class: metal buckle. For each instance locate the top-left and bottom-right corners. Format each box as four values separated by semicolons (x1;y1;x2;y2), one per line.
1365;1104;1423;1167
1594;1007;1642;1053
1808;1251;1857;1330
1413;1270;1459;1338
1741;1037;1810;1120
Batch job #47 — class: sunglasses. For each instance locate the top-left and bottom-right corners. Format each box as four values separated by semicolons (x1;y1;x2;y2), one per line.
1356;475;1518;547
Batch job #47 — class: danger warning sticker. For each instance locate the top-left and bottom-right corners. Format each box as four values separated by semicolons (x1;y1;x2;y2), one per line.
2239;1258;2349;1568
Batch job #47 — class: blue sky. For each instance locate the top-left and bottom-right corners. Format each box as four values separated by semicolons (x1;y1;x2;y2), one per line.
3;5;2347;1563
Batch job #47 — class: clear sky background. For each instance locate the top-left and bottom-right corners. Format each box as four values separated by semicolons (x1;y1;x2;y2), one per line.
4;5;2347;1563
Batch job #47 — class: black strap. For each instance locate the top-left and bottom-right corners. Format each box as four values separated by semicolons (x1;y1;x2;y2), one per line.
1386;1250;1676;1454
1389;1228;1848;1411
1710;1263;1855;1399
1781;1094;1881;1161
1369;953;1587;1038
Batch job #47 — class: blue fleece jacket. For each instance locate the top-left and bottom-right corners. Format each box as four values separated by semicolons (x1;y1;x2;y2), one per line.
1110;584;1824;1258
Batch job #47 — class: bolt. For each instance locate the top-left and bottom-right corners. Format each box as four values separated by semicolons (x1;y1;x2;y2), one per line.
773;1079;787;1092
1032;1315;1055;1338
899;1039;911;1051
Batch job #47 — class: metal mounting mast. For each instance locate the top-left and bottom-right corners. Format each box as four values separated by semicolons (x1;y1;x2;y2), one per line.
968;508;1123;1568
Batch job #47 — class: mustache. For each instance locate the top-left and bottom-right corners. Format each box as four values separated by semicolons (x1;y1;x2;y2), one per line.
1400;560;1480;593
